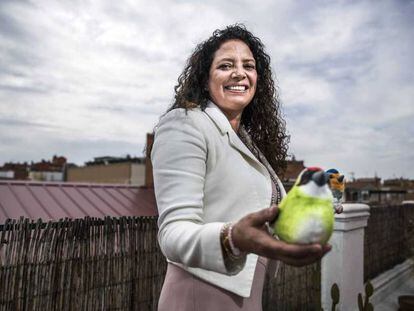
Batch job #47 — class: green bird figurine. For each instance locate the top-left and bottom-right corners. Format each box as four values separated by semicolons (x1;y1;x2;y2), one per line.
274;167;334;245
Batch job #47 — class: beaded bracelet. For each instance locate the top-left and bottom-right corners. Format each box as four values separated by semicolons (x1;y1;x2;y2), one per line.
228;223;243;256
220;223;234;257
220;223;246;273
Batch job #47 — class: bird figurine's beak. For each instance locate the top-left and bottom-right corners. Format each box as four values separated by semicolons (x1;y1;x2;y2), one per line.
338;175;345;183
312;170;328;186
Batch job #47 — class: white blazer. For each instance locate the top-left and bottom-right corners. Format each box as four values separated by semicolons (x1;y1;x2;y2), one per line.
151;101;286;298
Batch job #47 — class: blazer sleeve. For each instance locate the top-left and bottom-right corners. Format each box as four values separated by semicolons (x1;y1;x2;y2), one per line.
151;109;232;274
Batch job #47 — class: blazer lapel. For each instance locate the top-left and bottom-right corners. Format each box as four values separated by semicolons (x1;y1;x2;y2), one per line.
227;130;261;164
204;101;287;200
204;101;261;165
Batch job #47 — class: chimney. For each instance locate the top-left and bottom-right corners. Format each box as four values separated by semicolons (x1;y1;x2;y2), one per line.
145;133;154;188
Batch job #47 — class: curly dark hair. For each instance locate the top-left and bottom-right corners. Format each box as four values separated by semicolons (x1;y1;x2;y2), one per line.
167;24;289;175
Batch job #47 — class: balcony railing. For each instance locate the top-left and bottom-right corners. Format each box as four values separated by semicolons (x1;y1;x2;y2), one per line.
1;202;413;310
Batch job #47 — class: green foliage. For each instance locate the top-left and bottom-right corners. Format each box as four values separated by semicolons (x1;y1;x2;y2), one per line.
320;281;374;311
358;293;363;310
365;282;374;297
358;281;374;311
330;283;340;311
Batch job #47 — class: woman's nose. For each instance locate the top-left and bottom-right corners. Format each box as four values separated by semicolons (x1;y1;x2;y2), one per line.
231;67;246;79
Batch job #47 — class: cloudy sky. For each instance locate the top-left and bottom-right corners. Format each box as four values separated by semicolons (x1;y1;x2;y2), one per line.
1;0;413;179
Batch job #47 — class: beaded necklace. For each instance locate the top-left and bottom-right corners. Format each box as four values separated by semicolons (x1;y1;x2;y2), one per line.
237;126;282;205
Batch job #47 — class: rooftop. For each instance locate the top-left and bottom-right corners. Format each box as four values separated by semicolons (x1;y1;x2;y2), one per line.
0;180;157;223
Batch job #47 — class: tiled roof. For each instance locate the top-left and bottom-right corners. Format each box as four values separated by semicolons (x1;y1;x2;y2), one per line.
0;181;157;223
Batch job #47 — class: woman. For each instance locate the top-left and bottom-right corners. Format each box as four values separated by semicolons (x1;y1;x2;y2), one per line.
151;24;331;310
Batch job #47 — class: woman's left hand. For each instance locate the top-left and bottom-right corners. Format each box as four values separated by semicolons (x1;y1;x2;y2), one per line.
231;205;332;266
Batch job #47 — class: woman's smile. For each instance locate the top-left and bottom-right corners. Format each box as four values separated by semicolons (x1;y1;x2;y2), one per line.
224;84;250;93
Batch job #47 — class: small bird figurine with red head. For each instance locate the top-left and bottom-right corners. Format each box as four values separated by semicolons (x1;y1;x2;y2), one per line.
325;168;345;214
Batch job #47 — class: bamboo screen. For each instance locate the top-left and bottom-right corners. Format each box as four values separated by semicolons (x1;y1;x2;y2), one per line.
0;217;166;311
0;217;322;310
364;203;414;282
262;261;321;310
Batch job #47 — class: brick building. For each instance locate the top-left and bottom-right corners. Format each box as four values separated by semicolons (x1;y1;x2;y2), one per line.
67;156;146;186
345;177;411;204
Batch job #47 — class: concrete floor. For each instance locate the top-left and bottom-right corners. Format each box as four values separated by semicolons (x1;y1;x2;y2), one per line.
374;276;414;311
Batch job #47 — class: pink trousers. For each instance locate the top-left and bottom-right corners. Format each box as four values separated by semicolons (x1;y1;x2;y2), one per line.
158;257;267;311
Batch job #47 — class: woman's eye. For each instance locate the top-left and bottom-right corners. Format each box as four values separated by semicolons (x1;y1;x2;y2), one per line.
245;64;256;70
218;64;232;70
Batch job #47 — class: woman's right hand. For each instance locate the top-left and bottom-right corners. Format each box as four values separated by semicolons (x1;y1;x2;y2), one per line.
231;205;331;266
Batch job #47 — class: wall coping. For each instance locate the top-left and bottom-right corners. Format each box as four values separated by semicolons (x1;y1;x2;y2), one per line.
333;203;370;231
337;203;370;216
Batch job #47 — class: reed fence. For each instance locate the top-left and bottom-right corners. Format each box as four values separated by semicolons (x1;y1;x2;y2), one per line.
0;217;166;311
262;262;321;310
0;217;321;310
364;203;414;282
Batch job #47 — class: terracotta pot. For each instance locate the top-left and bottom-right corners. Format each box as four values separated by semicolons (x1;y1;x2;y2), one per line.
399;295;414;311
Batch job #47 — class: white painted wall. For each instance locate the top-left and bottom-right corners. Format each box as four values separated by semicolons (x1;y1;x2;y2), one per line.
29;171;64;181
0;171;14;179
321;203;370;311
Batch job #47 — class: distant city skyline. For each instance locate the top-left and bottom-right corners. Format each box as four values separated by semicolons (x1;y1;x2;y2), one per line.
1;0;413;179
0;153;410;181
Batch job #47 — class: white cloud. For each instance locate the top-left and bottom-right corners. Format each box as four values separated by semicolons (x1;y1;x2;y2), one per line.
273;0;414;178
0;0;413;179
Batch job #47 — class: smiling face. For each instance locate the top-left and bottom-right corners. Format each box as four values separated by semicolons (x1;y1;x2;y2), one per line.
207;39;257;123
